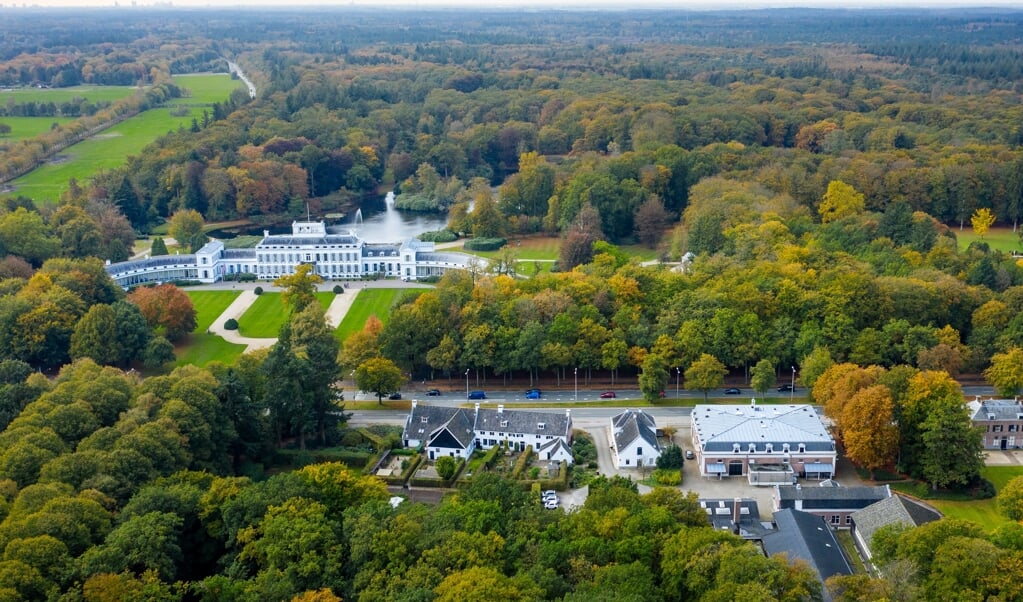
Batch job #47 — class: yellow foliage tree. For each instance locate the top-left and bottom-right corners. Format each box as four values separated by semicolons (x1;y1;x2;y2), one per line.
842;385;899;471
818;180;865;224
971;207;996;238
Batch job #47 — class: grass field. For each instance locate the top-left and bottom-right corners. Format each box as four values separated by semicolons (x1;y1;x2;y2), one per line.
0;84;138;105
465;237;561;261
7;74;243;203
0;116;75;142
957;226;1021;254
186;290;242;332
334;288;403;342
174;332;247;368
237;292;334;338
922;465;1023;530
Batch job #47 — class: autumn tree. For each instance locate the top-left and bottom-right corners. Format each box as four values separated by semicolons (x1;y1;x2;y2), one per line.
971;207;996;239
997;475;1023;521
634;196;669;248
818;180;865;224
684;353;727;401
274;263;323;313
167;209;207;253
984;348;1023;396
354;357;405;405
842;385;899;472
127;284;197;342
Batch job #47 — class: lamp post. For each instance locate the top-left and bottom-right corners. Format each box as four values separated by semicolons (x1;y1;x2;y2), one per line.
465;368;470;399
790;366;796;401
676;367;681;400
574;367;578;401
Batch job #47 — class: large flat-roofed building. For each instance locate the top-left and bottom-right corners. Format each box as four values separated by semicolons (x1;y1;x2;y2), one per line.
691;400;836;485
105;220;478;287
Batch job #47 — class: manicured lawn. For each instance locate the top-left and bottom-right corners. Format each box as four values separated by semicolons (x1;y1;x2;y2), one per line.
237;292;334;338
0;116;75;141
911;465;1023;531
335;288;403;341
464;236;561;261
0;84;138;105
186;290;241;332
7;74;243;203
957;226;1021;254
174;332;247;367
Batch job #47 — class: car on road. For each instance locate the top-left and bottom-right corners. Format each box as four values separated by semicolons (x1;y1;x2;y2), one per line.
685;450;694;460
426;389;441;396
525;390;541;399
778;384;795;392
600;391;617;398
388;392;402;400
468;390;486;400
541;490;557;499
724;387;741;395
526;388;542;396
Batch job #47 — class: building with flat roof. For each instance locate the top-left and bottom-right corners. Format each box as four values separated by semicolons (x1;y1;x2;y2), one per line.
691;401;836;485
774;483;891;528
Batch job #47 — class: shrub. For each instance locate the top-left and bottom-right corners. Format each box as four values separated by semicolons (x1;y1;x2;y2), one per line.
224;318;238;330
464;237;507;251
436;456;457;480
340;431;364;447
653;469;682;486
253;286;263;295
657;445;685;470
419;229;458;243
333;284;344;294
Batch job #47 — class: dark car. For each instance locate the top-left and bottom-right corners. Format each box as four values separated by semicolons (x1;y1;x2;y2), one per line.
468;390;486;400
388;392;402;400
778;384;795;392
525;390;541;399
724;387;741;395
426;389;441;396
600;391;617;399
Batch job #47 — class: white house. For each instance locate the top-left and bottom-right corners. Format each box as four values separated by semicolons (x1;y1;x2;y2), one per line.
610;409;661;468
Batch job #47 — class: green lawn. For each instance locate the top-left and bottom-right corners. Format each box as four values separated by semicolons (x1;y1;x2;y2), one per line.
957;226;1021;254
174;332;247;367
7;74;243;203
238;292;334;338
0;116;75;141
0;84;138;105
335;288;402;342
465;237;561;261
186;290;241;332
923;465;1023;531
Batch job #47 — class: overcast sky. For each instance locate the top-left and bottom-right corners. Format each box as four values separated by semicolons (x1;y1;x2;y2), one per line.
3;0;1023;8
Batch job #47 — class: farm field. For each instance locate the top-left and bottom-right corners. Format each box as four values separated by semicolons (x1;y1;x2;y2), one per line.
237;291;334;338
0;116;75;141
334;288;402;342
957;227;1021;254
0;84;137;105
186;290;242;332
6;74;243;203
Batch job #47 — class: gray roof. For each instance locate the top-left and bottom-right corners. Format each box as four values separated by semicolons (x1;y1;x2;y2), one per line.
105;254;197;274
222;249;256;259
611;409;659;452
416;251;473;263
362;243;402;257
776;484;890;510
257;234;362;247
403;404;465;444
692;403;834;452
476;407;571;438
700;498;770;538
763;509;852;600
537;438;573;460
968;399;1023;421
851;494;941;553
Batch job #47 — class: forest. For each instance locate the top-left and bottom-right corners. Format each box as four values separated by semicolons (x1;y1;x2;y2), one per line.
2;6;1023;601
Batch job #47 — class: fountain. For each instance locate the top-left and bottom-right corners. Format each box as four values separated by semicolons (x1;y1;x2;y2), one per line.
353;208;363;228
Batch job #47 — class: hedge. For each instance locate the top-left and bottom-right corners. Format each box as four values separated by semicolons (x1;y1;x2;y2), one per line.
464;237;506;251
510;445;534;480
276;448;372;469
419;229;458;243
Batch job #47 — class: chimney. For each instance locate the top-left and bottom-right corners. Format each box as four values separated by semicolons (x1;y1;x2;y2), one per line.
474;403;480;412
565;409;571;418
411;400;417;411
497;405;504;414
733;497;742;526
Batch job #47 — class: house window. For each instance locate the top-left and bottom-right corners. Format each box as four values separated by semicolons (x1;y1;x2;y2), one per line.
500;420;508;428
845;516;853;525
538;423;545;430
421;417;428;423
1011;425;1018;432
798;444;806;453
637;447;643;455
625;459;630;465
995;425;1004;432
765;443;773;453
748;443;756;453
831;515;840;525
733;443;741;453
783;443;790;453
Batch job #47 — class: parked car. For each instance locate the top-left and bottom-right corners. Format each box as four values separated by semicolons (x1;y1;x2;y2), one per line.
426;389;441;396
724;387;741;395
525;390;541;399
541;490;557;500
685;450;694;460
778;384;795;392
600;391;617;398
544;498;559;510
388;392;402;400
468;390;486;400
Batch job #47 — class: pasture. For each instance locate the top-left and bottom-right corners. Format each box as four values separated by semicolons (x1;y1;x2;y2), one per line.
956;226;1021;254
0;116;74;142
7;74;243;203
0;84;137;105
237;292;334;338
334;288;403;342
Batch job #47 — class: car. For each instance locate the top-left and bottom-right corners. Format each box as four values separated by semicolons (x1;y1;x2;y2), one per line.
426;389;441;396
600;391;617;398
541;490;557;499
525;390;541;399
468;390;486;400
388;392;402;400
778;384;795;392
544;499;559;510
685;450;694;460
724;387;741;395
526;388;542;396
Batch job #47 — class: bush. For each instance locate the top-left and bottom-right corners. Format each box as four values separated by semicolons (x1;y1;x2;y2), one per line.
436;456;457;480
657;445;685;470
464;237;507;252
652;469;682;486
224;318;238;330
333;284;344;294
419;229;458;243
253;286;263;295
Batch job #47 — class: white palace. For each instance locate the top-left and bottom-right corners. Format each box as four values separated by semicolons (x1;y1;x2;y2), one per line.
105;220;478;287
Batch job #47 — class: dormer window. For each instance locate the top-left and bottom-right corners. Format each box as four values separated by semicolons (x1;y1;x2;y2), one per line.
783;443;790;453
798;443;806;453
748;443;756;453
765;443;773;453
500;420;508;428
421;417;428;423
538;423;545;430
733;443;741;453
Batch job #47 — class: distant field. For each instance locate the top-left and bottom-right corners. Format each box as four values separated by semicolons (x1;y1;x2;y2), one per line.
0;116;75;141
6;74;243;203
335;288;402;341
464;237;561;261
0;84;138;105
237;292;334;338
186;290;241;332
957;226;1020;254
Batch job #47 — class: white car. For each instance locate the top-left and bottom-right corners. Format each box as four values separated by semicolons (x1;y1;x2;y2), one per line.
544;499;559;509
541;490;557;499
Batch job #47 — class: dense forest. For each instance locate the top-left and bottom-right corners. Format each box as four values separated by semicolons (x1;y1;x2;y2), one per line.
2;7;1023;601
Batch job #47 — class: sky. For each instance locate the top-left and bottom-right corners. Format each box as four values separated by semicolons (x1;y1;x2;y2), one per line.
3;0;1023;8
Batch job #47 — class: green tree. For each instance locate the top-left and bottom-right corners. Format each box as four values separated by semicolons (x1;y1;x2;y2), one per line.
70;304;121;366
354;357;406;405
144;336;175;369
639;353;668;402
997;475;1023;521
920;396;984;490
150;237;169;256
0;208;60;267
985;348;1023;396
656;444;684;470
749;358;777;397
274;263;323;313
684;353;727;401
435;456;457;480
167;209;207;253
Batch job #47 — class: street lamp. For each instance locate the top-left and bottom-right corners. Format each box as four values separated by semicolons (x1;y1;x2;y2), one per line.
574;367;578;401
790;366;796;401
465;368;470;399
676;366;681;400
